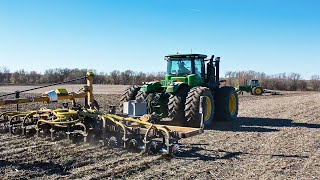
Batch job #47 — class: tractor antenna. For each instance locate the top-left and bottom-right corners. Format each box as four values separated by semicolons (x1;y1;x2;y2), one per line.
191;48;192;54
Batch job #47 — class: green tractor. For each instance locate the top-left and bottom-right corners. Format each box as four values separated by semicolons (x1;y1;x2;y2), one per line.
236;79;263;95
119;54;239;128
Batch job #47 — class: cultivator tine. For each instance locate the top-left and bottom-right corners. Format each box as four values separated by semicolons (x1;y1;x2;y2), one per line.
36;127;39;137
101;118;107;146
9;115;22;135
66;126;70;140
74;122;88;143
21;112;36;136
0;111;37;135
142;125;157;154
0;113;10;133
21;126;26;135
100;114;186;156
50;128;56;140
0;106;200;156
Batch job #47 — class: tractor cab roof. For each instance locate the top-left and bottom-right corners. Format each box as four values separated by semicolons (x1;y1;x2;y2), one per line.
165;54;207;59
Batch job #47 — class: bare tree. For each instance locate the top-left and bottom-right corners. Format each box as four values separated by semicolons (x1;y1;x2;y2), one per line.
288;73;301;91
310;75;320;91
109;70;121;85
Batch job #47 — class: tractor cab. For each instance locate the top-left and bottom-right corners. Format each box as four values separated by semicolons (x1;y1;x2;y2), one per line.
163;54;220;92
248;79;260;87
139;53;220;95
166;54;206;77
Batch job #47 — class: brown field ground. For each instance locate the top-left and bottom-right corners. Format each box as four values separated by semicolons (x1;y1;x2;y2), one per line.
0;85;320;179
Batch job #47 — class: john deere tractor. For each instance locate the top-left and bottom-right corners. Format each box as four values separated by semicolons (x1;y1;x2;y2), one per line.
119;54;239;128
236;79;263;95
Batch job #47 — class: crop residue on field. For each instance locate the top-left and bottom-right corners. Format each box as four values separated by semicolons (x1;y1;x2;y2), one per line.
1;91;320;179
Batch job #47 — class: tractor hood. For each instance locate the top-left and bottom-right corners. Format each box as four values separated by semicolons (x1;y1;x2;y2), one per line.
140;81;163;93
170;77;188;83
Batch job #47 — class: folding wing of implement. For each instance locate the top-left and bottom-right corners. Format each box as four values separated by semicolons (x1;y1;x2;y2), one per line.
0;72;203;155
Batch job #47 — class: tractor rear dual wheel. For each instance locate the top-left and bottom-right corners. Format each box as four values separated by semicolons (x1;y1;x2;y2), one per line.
185;87;214;128
252;86;263;96
215;86;239;121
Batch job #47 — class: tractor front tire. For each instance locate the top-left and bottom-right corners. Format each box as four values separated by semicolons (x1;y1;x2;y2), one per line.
158;92;170;117
253;86;263;95
185;87;215;128
136;91;169;116
168;85;190;126
215;86;239;121
119;86;141;113
136;91;148;101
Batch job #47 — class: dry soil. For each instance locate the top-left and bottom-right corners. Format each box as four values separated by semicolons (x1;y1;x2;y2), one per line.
0;86;320;179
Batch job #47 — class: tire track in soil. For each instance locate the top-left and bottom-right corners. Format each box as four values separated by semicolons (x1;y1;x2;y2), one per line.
80;155;164;179
66;151;142;179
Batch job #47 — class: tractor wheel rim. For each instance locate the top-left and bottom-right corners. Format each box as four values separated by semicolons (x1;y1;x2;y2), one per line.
256;88;262;94
204;96;212;121
229;94;237;115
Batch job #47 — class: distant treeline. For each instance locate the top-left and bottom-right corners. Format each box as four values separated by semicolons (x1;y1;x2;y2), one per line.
1;67;320;91
0;67;165;85
225;71;320;91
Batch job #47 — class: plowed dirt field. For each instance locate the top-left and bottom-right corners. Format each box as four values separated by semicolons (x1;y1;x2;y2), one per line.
0;86;319;179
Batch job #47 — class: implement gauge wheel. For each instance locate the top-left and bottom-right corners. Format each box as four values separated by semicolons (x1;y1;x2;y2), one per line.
215;86;239;121
185;87;214;128
253;86;263;96
119;86;141;113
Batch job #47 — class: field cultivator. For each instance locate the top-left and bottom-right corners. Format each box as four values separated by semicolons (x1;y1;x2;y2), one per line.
0;72;203;155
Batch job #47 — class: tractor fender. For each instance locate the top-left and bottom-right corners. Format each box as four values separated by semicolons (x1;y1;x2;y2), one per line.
140;81;163;93
166;82;189;94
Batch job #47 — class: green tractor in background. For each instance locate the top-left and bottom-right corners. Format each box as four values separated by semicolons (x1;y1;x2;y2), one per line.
119;54;239;128
236;79;264;95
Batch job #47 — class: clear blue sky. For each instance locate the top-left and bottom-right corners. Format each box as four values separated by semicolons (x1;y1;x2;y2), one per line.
0;0;319;79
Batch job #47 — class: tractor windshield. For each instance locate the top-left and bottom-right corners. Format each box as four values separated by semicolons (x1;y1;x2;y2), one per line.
167;59;192;76
250;80;260;87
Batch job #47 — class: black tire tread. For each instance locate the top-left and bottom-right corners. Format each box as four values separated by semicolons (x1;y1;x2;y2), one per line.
215;86;239;121
167;85;190;126
136;91;148;101
185;87;214;127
